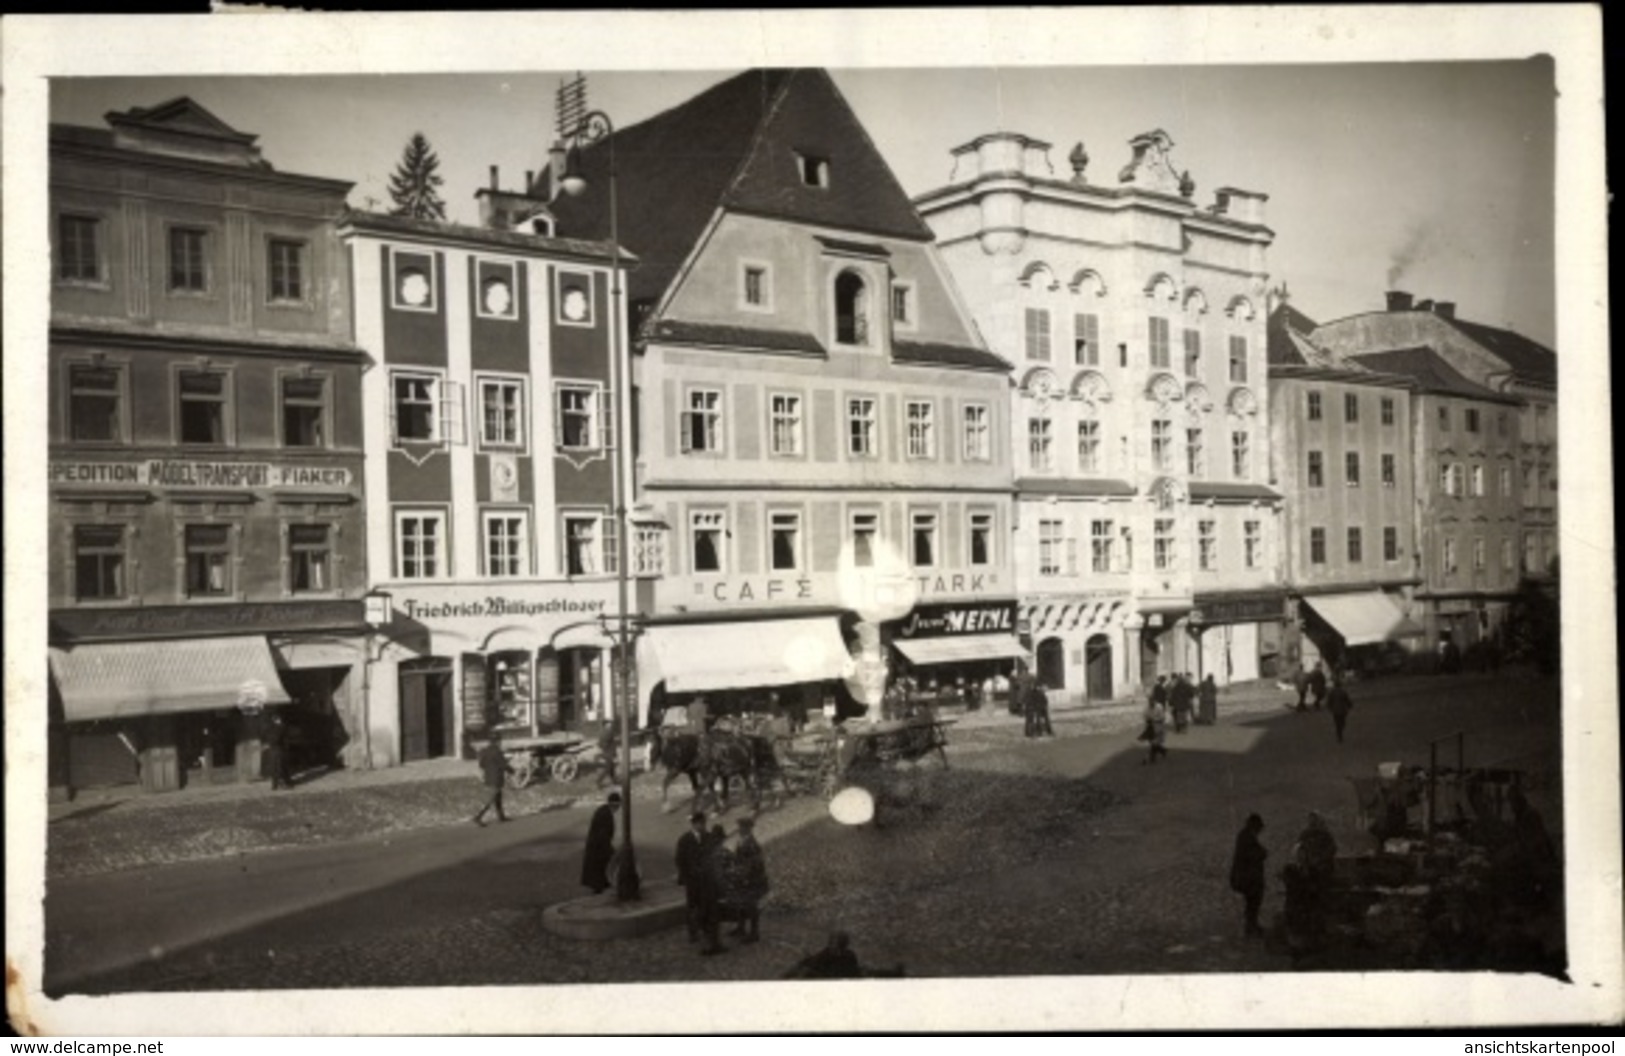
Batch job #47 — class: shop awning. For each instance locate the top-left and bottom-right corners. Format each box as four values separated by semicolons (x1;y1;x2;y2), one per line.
893;634;1030;666
1303;592;1425;647
49;637;291;722
643;617;852;694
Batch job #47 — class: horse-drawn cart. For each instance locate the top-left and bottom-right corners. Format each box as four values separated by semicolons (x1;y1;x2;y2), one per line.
777;715;954;800
496;731;586;788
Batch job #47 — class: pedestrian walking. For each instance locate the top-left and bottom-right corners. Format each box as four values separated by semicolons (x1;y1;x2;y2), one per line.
1326;677;1353;743
726;816;769;943
1197;674;1218;725
1170;673;1194;733
581;790;619;895
264;710;294;790
1307;662;1329;710
1023;677;1053;738
595;721;620;787
675;811;708;942
1292;663;1309;712
472;734;510;826
1140;694;1169;764
1229;813;1268;937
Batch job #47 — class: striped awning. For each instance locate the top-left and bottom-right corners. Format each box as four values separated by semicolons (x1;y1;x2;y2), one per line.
49;637;291;722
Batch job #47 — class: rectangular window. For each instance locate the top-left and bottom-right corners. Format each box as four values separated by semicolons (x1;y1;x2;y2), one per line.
1501;538;1514;572
562;513;602;576
1381;397;1396;425
891;285;912;325
1442;537;1458;575
557;383;607;451
691;511;725;574
1228;335;1248;382
168;227;208;292
1347;526;1363;564
1151;418;1172;471
634;525;666;577
1078;419;1101;474
743;266;767;307
1029;416;1054;472
58;214;101;283
769;511;801;572
1344;393;1360;423
1149;317;1171;369
680;389;723;454
1197;519;1217;571
1244;520;1262;569
1438;406;1450;432
1466;408;1481;433
480;378;526;449
1091;520;1116;573
1024;307;1052;361
1231;430;1250;479
268;239;306;302
1473;537;1486;571
969;511;993;567
847;397;877;458
769;393;803;456
1381;453;1396;487
851;511;879;568
1074;313;1100;366
282;375;328;448
1309;527;1326;566
178;370;229;445
1470;465;1485;497
68;364;123;442
1383;526;1399;563
391;372;452;444
798;153;830;188
74;525;126;601
906;400;936;459
1186;427;1205;477
485;512;530;578
289;524;331;593
184;524;232;597
1039;519;1065;577
1345;451;1361;487
396;510;446;579
911;511;938;568
1307;392;1322;421
1499;466;1513;497
1182;328;1201;377
962;403;991;462
1153;518;1176;571
1307;451;1324;488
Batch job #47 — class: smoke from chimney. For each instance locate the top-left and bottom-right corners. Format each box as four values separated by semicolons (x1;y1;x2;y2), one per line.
1386;222;1435;288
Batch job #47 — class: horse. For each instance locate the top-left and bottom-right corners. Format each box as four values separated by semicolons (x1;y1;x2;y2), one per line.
695;730;782;812
649;727;710;812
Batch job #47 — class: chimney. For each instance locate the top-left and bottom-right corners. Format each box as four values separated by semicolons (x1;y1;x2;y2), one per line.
1385;290;1414;312
1416;298;1435;313
1434;301;1456;320
489;165;500;191
525;170;535;194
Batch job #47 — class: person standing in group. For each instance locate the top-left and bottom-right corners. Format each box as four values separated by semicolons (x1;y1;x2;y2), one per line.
1024;676;1054;738
472;733;510;826
1326;676;1354;743
1169;673;1194;733
1141;692;1169;764
580;790;619;895
1293;663;1309;712
1307;662;1329;710
1197;673;1218;725
727;816;769;943
694;824;730;955
264;710;293;791
1229;813;1268;937
675;812;709;943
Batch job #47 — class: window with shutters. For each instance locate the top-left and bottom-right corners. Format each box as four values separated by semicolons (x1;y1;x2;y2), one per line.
1183;328;1201;377
1025;307;1052;361
680;388;723;455
1074;313;1100;366
1228;335;1248;382
556;381;609;452
390;371;463;445
1149;316;1171;369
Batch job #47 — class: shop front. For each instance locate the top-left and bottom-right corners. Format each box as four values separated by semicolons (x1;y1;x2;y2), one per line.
47;600;367;796
886;599;1028;710
1019;593;1133;703
1189;589;1289;686
1297;589;1424;675
367;581;619;765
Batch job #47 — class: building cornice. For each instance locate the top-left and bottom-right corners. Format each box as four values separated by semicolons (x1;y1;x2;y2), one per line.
51;138;353;198
51;322;369;364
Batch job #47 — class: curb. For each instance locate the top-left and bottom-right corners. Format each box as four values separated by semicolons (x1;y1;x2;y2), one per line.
541;878;690;940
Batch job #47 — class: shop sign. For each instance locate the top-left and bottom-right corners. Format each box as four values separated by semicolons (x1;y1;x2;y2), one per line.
50;459;354;490
389;582;615;633
51;599;365;642
893;600;1019;640
694;570;1004;607
1193;593;1285;624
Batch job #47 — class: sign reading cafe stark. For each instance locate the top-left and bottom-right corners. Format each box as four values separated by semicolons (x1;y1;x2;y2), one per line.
50;460;354;490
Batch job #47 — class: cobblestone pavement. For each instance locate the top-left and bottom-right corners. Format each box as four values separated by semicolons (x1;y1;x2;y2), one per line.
52;671;1564;993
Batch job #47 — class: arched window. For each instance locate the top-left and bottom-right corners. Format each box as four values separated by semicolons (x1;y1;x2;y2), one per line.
835;270;869;346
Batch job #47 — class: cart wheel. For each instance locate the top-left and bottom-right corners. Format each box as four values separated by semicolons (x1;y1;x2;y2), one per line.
551;755;580;784
508;761;534;790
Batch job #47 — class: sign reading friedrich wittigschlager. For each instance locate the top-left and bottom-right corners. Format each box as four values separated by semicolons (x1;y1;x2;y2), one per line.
50;460;353;489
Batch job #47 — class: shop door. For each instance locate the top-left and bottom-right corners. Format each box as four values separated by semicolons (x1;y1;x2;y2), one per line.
1139;631;1161;687
1085;634;1113;701
1036;638;1066;690
400;659;455;762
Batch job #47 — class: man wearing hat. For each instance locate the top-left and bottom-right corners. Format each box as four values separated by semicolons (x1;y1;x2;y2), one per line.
728;816;769;943
674;811;709;942
580;790;620;895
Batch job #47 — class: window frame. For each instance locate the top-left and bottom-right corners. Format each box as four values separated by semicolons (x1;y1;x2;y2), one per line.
394;507;450;581
389;247;439;313
891;281;917;332
165;223;212;295
1025;307;1053;362
1182;327;1201;378
476;373;529;453
680;386;725;456
962;402;992;462
287;522;335;595
554;270;596;328
1383;526;1400;563
266;236;311;306
1344;392;1360;423
1243;519;1262;570
796;152;831;188
1381;453;1397;488
1077;416;1102;474
850;508;882;569
73;523;129;603
689;508;728;575
389;369;460;447
174;364;235;447
56;212;107;287
482;508;533;579
562;508;613;577
1197;518;1218;572
833;268;870;347
767;508;804;573
910;509;940;569
1228;334;1248;383
847;395;879;460
1307;450;1324;488
739;259;774;314
968;508;995;568
1231;429;1250;480
1309;527;1327;566
1153;517;1177;572
1091;519;1116;573
1038;518;1066;577
1186;426;1205;477
1074;312;1100;366
279;370;332;450
1307;391;1323;421
1029;413;1055;473
65;359;128;444
767;390;805;459
1346;526;1363;565
1150;417;1172;472
1381;397;1396;426
555;380;611;454
474;257;520;321
905;399;937;460
182;522;236;599
1345;450;1361;487
1148;316;1171;370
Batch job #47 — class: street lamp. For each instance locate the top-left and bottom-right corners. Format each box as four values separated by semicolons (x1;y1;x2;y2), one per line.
554;104;640;902
360;587;394;771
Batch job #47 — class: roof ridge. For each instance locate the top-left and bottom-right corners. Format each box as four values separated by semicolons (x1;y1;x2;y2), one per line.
720;69;799;203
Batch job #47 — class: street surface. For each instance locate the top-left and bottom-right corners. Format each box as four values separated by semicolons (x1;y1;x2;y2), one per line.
44;672;1563;993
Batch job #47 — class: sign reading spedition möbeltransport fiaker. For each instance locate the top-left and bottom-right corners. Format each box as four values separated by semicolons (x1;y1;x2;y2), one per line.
49;460;354;489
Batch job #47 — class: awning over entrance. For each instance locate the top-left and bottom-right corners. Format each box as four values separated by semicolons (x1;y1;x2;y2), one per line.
49;636;291;722
893;634;1029;666
1304;592;1424;647
643;617;852;695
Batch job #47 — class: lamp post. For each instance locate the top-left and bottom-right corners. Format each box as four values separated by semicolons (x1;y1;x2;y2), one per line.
361;587;394;771
556;106;639;901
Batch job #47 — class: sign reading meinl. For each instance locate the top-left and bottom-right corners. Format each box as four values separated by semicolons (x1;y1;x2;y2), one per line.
892;600;1019;639
50;460;354;490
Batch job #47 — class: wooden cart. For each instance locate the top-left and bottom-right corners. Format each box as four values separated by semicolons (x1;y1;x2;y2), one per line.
776;715;955;800
496;732;586;788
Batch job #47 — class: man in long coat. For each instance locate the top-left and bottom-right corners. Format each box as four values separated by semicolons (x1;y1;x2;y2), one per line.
472;734;510;826
1326;677;1354;743
675;811;708;942
726;816;769;943
1229;813;1268;936
581;791;619;894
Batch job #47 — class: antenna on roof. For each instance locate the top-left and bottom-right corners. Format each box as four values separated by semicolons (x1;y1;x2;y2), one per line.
556;72;588;139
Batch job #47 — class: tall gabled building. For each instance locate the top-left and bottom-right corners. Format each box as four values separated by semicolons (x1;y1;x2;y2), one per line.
547;70;1019;721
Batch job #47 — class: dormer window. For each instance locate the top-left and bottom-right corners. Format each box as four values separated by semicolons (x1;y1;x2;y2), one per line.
797;152;830;188
834;270;869;346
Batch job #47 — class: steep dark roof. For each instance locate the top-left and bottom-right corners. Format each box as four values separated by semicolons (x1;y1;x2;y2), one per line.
545;69;934;308
645;319;826;357
1266;302;1320;366
1352;348;1522;405
1446;318;1556;385
892;338;1010;372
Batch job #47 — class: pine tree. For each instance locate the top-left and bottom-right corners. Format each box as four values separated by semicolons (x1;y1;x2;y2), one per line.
387;132;447;221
